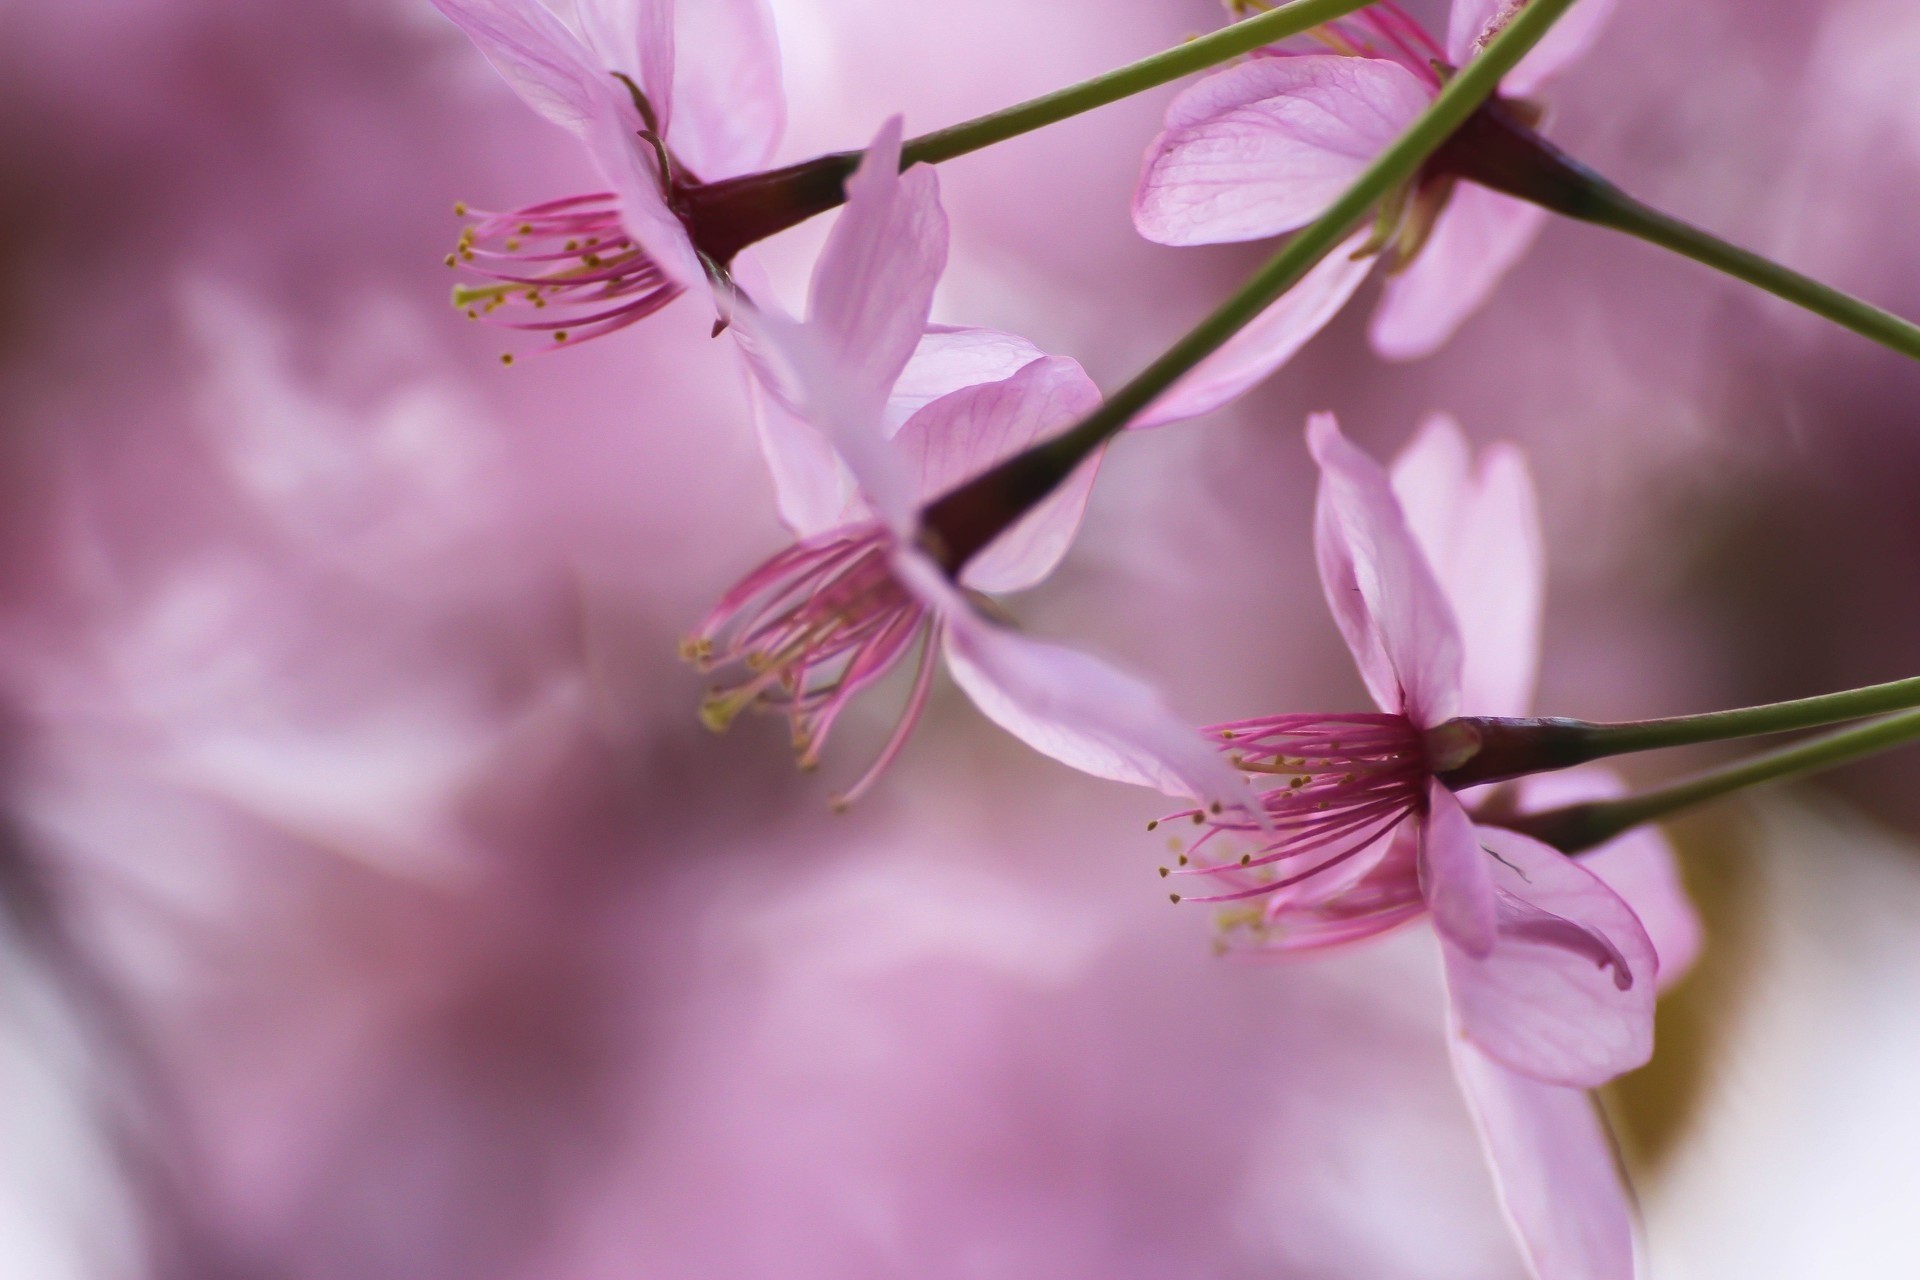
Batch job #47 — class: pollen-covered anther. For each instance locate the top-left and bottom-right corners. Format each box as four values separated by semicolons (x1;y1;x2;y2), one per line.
444;192;686;353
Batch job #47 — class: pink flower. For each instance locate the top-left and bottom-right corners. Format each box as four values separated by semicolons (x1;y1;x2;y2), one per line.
1165;413;1699;1280
687;120;1248;812
1132;0;1614;425
431;0;784;350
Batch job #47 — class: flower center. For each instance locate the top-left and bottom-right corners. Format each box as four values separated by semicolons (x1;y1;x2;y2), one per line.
1159;713;1429;904
683;524;933;792
445;193;685;362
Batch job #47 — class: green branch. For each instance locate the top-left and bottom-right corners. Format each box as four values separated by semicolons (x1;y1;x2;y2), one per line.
922;0;1589;572
900;0;1371;168
1510;708;1920;853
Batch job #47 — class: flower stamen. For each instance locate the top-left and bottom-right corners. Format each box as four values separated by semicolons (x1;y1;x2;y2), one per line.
446;193;685;354
685;524;933;787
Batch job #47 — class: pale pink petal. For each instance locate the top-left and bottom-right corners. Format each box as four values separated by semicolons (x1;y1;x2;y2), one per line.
891;355;1103;594
807;117;949;428
1515;770;1703;990
740;344;856;537
1133;231;1374;429
1448;0;1618;98
886;328;1047;433
1387;413;1474;561
1134;56;1431;246
1445;825;1657;1087
1308;414;1464;725
431;0;613;135
665;0;786;179
1421;782;1498;958
574;0;676;128
1369;183;1549;361
734;308;914;530
1391;417;1544;719
893;557;1250;809
725;254;856;535
1451;1039;1641;1280
585;110;706;290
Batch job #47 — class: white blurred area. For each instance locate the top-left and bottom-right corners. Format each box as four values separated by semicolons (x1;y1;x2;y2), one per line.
1647;801;1920;1279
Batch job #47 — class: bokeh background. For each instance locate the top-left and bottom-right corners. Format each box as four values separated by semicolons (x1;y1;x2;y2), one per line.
2;0;1918;1276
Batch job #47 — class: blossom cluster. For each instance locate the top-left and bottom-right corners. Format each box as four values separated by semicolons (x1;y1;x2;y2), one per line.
421;0;1719;1275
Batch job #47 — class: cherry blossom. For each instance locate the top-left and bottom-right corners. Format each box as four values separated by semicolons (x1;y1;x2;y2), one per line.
1134;0;1614;424
688;121;1248;812
1163;413;1698;1279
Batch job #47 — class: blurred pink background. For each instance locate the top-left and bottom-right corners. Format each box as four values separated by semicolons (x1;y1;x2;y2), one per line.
3;1;1919;1276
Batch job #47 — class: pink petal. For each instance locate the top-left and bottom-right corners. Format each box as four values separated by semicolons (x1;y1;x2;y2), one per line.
1134;56;1431;246
584;109;707;291
1133;231;1375;429
431;0;613;136
1448;0;1618;98
1515;770;1703;991
734;308;914;530
574;0;677;129
807;116;949;429
1390;416;1544;719
1369;181;1550;361
1422;782;1498;958
891;355;1103;594
1445;825;1657;1087
740;343;855;537
1451;1038;1641;1280
1308;414;1464;726
886;327;1048;432
893;557;1250;809
664;0;786;179
725;253;855;536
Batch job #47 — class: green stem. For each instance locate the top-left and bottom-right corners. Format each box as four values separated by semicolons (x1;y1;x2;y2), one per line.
1584;190;1920;362
1511;708;1920;853
1438;109;1920;363
686;0;1372;278
1434;674;1920;787
922;0;1587;571
899;0;1371;168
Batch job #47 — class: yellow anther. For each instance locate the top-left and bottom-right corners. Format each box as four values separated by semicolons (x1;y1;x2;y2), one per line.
499;353;514;366
443;254;457;268
452;201;467;216
1158;867;1169;878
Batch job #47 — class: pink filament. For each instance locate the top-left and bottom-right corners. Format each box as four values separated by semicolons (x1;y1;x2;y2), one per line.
690;523;932;774
448;192;685;349
1166;713;1429;906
